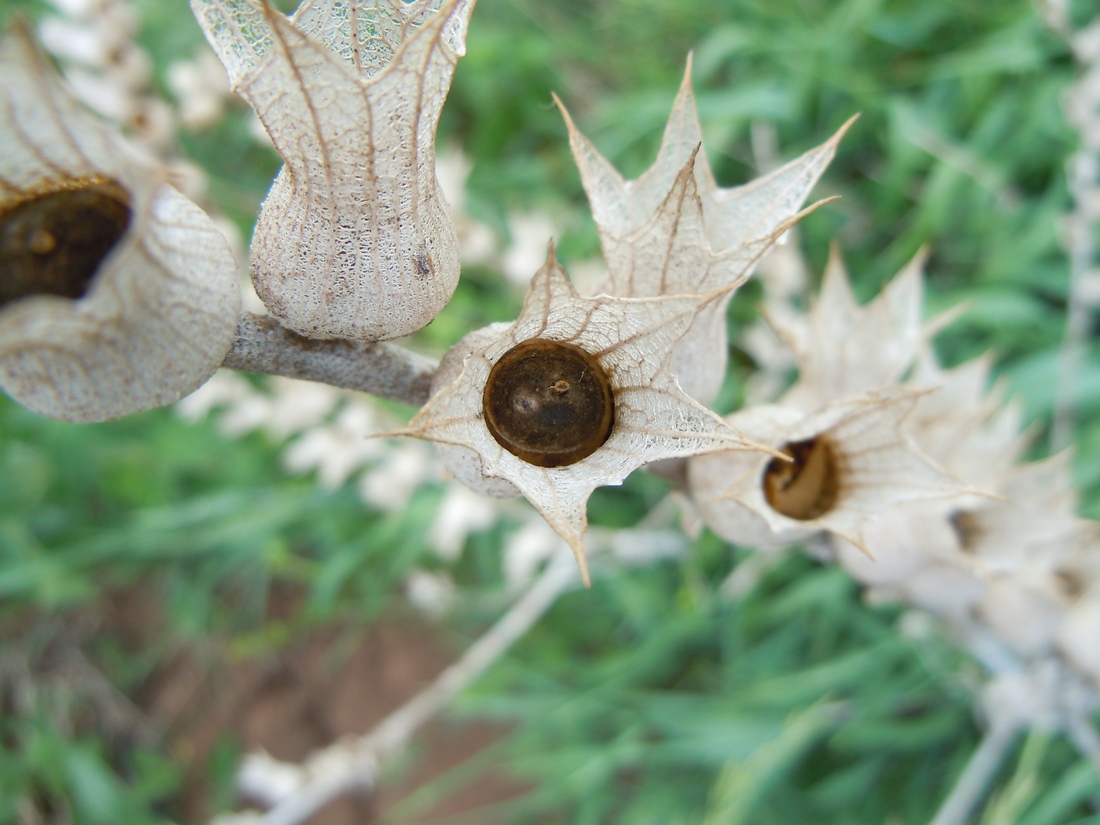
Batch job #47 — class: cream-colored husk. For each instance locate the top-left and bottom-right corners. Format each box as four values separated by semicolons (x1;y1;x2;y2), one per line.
192;0;472;342
0;25;240;422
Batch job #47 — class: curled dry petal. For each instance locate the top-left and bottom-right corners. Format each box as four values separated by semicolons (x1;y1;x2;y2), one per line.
768;246;926;412
390;247;768;585
0;24;240;422
191;0;471;341
556;59;852;404
687;387;970;550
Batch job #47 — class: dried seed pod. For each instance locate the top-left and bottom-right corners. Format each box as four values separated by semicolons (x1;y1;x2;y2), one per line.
0;24;240;422
833;500;968;589
390;246;770;585
192;0;471;342
687;387;969;550
944;452;1096;575
556;59;852;404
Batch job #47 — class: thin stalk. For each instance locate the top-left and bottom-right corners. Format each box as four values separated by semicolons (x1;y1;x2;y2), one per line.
222;313;439;407
929;722;1021;825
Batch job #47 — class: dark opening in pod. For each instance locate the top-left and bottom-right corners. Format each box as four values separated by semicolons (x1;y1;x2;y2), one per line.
0;178;132;309
483;338;614;468
762;436;840;520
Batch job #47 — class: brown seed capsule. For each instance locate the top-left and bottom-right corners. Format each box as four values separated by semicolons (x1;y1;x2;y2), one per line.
0;178;131;308
483;339;614;468
762;436;840;520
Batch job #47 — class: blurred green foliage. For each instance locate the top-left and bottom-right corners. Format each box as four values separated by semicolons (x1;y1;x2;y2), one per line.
1;0;1099;822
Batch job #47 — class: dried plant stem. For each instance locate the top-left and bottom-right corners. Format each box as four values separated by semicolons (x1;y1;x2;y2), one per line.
928;722;1021;825
231;550;579;825
222;313;439;407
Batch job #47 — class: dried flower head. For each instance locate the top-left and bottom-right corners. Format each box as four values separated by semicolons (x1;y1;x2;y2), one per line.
192;0;472;341
687;387;968;551
556;59;853;404
0;23;240;422
391;247;769;585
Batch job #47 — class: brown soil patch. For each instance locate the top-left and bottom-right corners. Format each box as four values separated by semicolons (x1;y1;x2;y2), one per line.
10;583;528;824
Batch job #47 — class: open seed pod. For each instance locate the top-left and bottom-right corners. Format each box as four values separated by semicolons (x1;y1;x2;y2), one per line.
687;387;969;551
943;453;1099;594
833;500;967;587
390;246;771;585
556;59;852;404
192;0;471;342
0;23;240;422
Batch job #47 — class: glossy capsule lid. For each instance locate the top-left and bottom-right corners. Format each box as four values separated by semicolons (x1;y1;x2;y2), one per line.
483;339;614;468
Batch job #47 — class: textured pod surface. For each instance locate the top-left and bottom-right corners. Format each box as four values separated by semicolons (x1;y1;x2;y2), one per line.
556;60;852;404
192;0;470;342
688;387;968;550
0;25;240;422
393;247;766;585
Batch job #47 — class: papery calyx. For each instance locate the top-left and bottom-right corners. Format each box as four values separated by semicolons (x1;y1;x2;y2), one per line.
191;0;472;342
556;57;853;404
687;387;971;551
767;245;927;413
0;23;240;422
390;245;774;585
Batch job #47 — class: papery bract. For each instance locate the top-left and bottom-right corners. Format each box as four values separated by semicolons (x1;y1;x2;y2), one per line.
0;23;240;422
556;59;852;404
192;0;471;341
769;246;926;412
